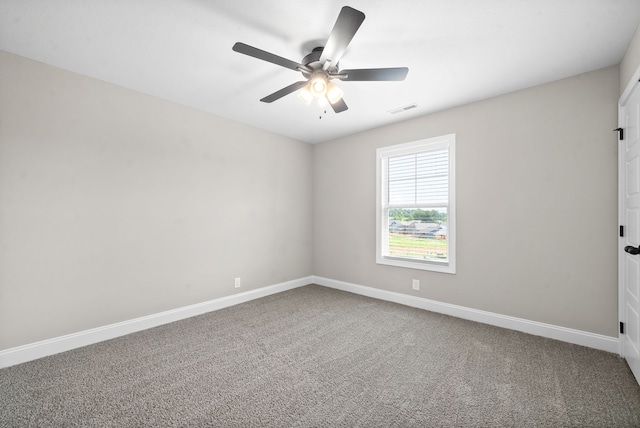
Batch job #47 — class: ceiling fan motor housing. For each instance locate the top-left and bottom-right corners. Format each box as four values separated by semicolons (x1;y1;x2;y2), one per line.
301;47;339;79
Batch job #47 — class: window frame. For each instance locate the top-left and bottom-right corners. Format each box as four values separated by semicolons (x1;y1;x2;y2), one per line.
376;134;456;274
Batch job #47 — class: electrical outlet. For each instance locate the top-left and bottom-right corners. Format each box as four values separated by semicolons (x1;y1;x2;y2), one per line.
234;277;241;288
412;279;420;290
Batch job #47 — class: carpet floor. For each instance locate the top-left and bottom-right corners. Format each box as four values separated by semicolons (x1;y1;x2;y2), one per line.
1;284;639;427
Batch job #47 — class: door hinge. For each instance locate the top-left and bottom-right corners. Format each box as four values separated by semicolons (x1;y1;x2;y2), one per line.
615;127;624;140
621;225;625;237
620;322;625;334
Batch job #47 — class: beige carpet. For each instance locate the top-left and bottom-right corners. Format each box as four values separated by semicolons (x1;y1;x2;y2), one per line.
1;284;639;427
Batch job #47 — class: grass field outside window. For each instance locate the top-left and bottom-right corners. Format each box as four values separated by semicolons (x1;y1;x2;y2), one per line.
388;232;448;260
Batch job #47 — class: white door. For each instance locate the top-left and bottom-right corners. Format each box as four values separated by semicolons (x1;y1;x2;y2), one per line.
620;82;640;383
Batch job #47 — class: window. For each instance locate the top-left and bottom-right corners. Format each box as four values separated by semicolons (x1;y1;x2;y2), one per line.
376;134;456;273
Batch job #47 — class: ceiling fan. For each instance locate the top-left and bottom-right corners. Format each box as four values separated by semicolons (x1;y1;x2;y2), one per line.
232;6;409;113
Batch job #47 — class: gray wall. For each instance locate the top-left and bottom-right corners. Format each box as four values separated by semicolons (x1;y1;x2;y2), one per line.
313;66;619;337
0;51;313;350
0;47;625;351
621;23;640;95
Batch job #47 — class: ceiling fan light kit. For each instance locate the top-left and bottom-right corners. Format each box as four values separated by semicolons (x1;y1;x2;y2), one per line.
326;83;344;104
232;6;409;114
310;75;328;98
298;86;314;105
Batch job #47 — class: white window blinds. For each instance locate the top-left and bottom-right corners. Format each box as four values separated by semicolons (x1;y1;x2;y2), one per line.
387;149;449;206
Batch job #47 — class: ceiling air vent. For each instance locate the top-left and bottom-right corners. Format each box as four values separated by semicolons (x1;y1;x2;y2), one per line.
388;104;418;114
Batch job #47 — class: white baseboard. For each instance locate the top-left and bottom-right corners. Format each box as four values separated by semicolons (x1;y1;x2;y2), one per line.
0;276;312;369
312;276;619;354
1;275;619;369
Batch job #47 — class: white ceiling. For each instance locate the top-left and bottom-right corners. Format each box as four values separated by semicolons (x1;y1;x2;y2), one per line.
1;0;640;144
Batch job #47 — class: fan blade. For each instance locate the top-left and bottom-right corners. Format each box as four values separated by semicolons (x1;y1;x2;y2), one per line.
338;67;409;81
319;6;365;66
233;42;307;72
260;81;308;103
330;97;348;113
